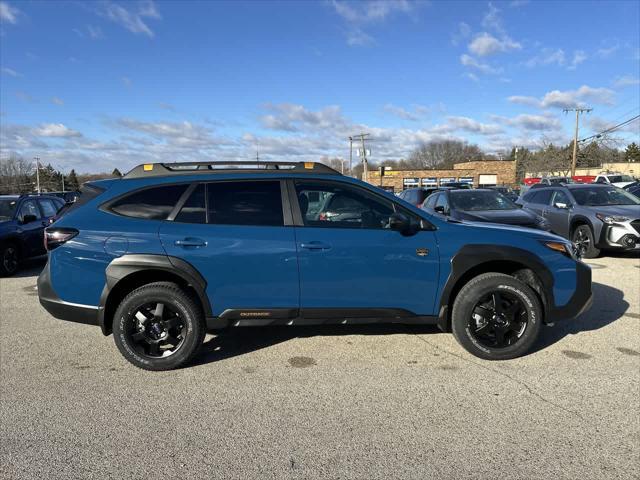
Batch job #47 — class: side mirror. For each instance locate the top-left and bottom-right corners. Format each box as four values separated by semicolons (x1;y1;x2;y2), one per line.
388;213;411;234
554;202;569;209
21;214;37;224
434;205;448;215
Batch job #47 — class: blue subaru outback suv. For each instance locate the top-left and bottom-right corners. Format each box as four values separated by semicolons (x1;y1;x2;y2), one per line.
38;161;592;370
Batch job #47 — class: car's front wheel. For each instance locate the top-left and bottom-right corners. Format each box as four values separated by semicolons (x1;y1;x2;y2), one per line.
0;243;20;277
572;224;600;258
113;282;206;371
451;273;542;360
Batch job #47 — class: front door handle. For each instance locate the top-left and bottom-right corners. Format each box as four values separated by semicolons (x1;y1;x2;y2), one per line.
300;241;332;251
175;238;207;247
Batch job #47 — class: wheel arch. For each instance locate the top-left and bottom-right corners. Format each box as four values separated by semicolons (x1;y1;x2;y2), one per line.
569;215;593;235
437;245;552;332
1;235;24;257
98;254;211;335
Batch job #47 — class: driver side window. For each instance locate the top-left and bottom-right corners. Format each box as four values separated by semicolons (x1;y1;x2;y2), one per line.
294;181;395;229
19;200;41;221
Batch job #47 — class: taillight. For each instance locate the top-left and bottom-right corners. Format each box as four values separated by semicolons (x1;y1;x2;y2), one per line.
45;228;79;251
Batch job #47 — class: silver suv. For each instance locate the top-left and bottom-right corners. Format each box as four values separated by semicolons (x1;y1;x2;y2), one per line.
518;184;640;258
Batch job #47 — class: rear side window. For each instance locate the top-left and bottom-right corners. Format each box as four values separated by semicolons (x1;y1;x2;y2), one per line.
110;184;188;220
208;181;283;226
174;184;206;224
38;199;58;217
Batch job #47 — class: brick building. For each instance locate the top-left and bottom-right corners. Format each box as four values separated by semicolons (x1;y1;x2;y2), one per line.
366;160;517;193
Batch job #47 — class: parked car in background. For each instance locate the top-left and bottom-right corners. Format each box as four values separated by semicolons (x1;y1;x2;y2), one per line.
397;187;439;207
518;184;640;258
623;181;640;199
422;188;551;231
594;173;636;189
47;191;81;203
38;161;591;370
440;182;472;189
487;186;518;202
0;194;65;276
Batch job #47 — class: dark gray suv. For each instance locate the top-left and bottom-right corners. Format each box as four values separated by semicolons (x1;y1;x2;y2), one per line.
518;184;640;258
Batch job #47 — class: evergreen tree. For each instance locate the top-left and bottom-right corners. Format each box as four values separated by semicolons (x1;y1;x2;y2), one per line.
67;170;80;190
625;143;640;163
112;168;122;177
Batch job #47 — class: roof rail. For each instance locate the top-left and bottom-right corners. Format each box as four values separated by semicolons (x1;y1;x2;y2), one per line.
123;161;341;179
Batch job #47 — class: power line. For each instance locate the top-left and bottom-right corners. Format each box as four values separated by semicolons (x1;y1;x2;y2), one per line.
579;114;640;143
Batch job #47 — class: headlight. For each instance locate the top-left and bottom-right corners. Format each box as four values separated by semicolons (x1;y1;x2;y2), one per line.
541;240;576;259
596;213;630;224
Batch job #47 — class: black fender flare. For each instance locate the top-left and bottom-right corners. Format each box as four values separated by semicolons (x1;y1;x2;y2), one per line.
437;245;554;330
98;254;212;335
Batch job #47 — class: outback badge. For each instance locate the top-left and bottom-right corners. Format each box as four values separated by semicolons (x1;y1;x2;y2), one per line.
416;248;429;257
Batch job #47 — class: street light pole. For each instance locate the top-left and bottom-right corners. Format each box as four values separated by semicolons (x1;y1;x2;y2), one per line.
34;156;41;194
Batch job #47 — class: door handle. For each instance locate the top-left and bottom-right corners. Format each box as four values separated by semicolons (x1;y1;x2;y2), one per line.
300;241;332;251
175;238;207;247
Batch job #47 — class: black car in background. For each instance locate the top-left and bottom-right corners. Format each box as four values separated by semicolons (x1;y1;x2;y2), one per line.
623;181;640;198
397;187;439;207
0;194;65;276
487;186;518;202
422;188;551;231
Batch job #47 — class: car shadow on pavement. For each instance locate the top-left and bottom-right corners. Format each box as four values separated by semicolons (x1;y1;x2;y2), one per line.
533;281;629;353
193;323;442;366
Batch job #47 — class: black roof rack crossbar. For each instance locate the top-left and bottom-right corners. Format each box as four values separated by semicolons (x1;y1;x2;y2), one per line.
123;161;341;179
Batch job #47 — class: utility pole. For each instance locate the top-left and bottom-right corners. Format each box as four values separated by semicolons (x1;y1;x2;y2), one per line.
34;156;41;194
350;133;370;182
61;172;65;192
564;108;592;176
348;136;353;176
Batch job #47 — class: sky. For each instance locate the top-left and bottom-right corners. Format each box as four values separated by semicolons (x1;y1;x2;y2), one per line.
1;0;639;173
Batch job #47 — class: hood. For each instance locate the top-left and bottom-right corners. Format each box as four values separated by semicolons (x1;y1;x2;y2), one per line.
612;181;634;188
454;208;539;226
445;216;565;242
589;204;640;217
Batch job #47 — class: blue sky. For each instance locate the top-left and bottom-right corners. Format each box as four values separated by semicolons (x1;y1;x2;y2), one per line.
1;0;639;173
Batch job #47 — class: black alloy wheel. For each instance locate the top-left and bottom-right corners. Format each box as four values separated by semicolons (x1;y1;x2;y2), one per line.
127;302;186;358
1;245;19;276
469;291;527;349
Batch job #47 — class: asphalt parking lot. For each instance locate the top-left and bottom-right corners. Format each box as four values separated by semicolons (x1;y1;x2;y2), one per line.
1;254;639;480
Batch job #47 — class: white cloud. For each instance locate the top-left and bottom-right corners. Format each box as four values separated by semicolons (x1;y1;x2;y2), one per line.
596;43;619;59
524;48;565;68
34;124;82;138
446;116;503;135
115;118;224;148
468;32;521;56
508;85;616;109
568;50;587;70
613;75;640;88
451;21;471;46
103;0;161;38
260;103;349;132
493;113;562;131
0;1;20;24
87;25;104;39
482;2;503;32
383;104;431;121
460;54;502;74
51;97;64;106
1;67;20;77
330;0;420;46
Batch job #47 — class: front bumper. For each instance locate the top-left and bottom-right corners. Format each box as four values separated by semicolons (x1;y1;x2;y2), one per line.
597;220;640;250
37;260;100;326
548;260;593;322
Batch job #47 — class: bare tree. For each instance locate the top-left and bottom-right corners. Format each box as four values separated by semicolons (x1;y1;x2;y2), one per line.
0;154;34;194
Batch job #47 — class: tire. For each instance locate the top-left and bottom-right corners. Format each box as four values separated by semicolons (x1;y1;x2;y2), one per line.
0;243;20;277
571;224;600;259
451;273;542;360
113;282;206;371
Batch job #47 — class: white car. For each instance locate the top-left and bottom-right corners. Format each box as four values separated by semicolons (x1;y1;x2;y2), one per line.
594;174;636;188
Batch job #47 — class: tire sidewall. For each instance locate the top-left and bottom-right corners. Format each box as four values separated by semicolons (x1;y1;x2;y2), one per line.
452;276;542;360
113;288;202;370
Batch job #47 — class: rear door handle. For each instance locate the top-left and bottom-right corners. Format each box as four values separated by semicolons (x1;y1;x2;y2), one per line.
175;238;207;247
300;241;332;251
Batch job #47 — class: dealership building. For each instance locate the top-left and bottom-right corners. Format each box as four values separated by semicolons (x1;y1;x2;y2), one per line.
366;160;517;193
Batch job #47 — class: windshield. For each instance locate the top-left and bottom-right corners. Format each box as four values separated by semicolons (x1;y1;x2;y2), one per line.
572;187;640;206
450;190;517;211
608;175;634;183
0;199;18;221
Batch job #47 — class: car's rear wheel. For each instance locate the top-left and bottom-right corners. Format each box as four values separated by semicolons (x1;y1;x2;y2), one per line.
0;243;20;277
572;224;600;258
451;273;542;360
113;282;206;371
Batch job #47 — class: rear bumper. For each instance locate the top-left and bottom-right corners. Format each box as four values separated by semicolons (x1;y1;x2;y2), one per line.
37;260;100;326
548;260;592;322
